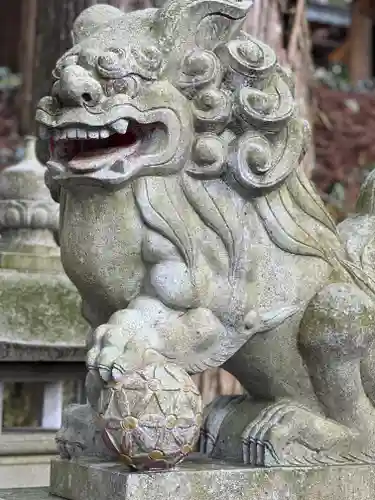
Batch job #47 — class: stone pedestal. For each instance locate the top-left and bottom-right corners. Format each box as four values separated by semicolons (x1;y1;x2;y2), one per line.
0;137;88;488
1;458;375;500
34;457;375;500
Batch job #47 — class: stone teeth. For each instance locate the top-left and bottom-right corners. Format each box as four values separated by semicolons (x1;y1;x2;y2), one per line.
88;130;100;139
99;129;110;139
67;128;78;139
77;129;88;139
51;127;112;141
110;119;129;134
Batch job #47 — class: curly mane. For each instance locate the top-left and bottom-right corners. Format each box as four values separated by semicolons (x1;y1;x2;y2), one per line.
134;26;375;300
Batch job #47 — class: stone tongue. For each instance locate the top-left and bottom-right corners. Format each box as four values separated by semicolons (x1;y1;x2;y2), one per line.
68;147;125;172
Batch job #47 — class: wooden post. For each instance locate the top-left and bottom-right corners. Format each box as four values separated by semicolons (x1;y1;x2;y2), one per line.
348;0;373;84
0;382;3;433
0;0;23;72
18;0;38;136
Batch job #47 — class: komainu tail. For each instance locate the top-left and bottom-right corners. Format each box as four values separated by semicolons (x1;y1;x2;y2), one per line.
338;169;375;287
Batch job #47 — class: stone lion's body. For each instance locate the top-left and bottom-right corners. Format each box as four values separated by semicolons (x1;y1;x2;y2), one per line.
59;169;333;397
37;0;375;466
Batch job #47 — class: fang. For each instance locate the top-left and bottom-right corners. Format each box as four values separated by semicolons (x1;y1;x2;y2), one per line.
110;119;129;134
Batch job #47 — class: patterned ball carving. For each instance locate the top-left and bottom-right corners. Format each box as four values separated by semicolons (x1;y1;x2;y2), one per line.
98;362;203;470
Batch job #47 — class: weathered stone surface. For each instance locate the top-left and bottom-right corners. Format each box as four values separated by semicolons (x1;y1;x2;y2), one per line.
34;0;375;469
0;137;88;361
4;460;375;499
0;342;85;363
46;457;375;500
0;138;88;489
0;489;51;500
0;456;55;490
0;270;86;355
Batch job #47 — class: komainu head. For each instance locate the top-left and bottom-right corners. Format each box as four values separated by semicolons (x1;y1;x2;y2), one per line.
36;0;308;194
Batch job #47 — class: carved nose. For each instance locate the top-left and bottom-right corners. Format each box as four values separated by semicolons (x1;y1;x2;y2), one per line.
53;65;103;107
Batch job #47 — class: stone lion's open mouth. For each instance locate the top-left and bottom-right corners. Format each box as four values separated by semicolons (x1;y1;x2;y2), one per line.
47;119;166;175
36;97;184;187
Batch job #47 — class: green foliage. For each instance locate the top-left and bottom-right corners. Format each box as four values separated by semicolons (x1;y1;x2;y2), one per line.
0;67;21;92
315;63;375;93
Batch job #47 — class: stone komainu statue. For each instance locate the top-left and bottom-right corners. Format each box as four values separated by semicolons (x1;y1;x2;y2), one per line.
36;0;375;467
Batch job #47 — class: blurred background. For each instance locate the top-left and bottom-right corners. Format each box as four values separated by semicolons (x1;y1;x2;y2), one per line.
0;0;375;488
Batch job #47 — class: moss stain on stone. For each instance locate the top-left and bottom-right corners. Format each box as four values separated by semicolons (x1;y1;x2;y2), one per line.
0;269;87;345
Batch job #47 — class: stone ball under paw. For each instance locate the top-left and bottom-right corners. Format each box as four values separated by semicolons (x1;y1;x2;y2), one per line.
97;362;203;470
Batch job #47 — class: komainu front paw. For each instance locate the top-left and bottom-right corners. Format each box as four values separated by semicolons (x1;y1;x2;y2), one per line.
87;323;127;382
87;321;165;382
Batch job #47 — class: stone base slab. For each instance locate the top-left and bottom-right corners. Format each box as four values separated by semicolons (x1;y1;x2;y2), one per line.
46;456;375;500
0;489;51;500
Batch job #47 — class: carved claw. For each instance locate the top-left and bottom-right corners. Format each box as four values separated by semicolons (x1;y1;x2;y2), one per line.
87;323;135;382
202;396;372;467
56;437;84;460
87;319;166;383
241;399;306;466
241;401;370;467
111;347;166;380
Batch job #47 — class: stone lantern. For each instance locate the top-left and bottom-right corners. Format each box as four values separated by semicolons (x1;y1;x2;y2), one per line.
0;137;88;488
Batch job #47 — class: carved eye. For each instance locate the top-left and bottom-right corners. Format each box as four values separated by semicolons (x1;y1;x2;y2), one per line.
113;75;139;98
109;47;126;58
52;54;79;80
97;49;126;79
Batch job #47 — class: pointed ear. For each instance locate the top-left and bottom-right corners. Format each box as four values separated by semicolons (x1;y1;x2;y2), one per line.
72;4;123;45
155;0;253;52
